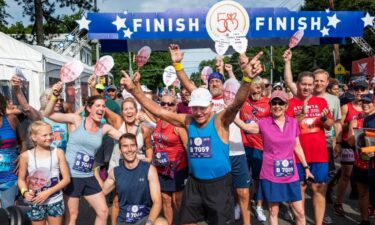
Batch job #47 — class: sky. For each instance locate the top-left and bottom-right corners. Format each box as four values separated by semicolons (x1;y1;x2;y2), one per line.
5;0;304;75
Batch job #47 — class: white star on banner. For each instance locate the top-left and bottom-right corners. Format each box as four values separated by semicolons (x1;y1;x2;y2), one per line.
76;16;91;30
58;42;65;49
123;28;133;39
112;15;127;31
66;33;75;42
325;8;330;13
327;13;341;28
361;12;375;27
320;27;330;37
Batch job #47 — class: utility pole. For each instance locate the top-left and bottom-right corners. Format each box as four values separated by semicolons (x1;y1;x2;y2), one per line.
329;0;341;68
270;46;273;84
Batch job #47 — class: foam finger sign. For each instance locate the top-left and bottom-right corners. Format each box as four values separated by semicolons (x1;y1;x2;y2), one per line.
95;55;114;76
215;36;230;56
289;29;304;49
200;66;213;84
60;60;84;83
163;66;177;87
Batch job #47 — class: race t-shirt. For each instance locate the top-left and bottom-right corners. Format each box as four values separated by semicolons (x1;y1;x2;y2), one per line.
239;97;270;149
286;96;332;163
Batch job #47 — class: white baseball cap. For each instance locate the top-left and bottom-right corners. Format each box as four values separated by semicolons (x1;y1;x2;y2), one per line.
188;88;212;107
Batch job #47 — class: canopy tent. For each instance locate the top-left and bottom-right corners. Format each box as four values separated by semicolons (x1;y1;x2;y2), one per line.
0;32;94;109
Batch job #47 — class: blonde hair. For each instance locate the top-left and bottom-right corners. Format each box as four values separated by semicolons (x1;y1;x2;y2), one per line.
28;121;51;144
39;88;54;110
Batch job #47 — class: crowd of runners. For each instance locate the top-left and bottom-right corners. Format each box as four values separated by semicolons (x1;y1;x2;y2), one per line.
0;44;374;225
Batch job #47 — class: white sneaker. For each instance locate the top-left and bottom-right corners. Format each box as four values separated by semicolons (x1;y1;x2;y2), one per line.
234;204;241;220
255;206;267;222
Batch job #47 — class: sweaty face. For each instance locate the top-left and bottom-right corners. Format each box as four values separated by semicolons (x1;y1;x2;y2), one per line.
250;83;262;101
192;105;212;125
120;138;138;163
314;73;329;94
87;99;106;122
209;79;223;97
297;77;314;98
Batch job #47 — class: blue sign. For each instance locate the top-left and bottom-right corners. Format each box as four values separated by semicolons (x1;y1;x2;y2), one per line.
85;8;367;40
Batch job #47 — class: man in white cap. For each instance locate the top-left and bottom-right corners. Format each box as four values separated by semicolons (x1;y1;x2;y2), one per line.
120;48;263;225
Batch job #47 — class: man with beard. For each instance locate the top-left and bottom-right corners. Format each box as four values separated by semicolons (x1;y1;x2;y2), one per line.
285;71;333;225
239;76;270;222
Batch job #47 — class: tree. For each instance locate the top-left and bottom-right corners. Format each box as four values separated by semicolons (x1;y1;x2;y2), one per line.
14;0;94;46
0;0;9;31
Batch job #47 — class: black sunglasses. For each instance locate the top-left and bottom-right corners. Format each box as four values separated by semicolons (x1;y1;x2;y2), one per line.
270;100;286;106
160;101;176;107
354;87;366;92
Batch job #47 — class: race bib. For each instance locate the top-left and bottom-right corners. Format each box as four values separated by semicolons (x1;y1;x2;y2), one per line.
189;137;212;158
274;159;294;177
0;153;13;172
125;204;147;223
72;152;95;173
154;152;169;167
341;148;354;162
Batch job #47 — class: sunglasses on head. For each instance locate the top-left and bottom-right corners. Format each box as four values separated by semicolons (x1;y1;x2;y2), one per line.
160;101;176;107
354;86;366;92
270;100;286;106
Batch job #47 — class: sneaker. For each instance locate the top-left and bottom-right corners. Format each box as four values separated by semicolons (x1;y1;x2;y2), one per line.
333;203;346;216
234;204;241;220
255;206;267;222
323;215;333;224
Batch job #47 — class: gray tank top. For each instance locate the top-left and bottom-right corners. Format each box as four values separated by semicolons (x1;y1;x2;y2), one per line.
65;118;103;178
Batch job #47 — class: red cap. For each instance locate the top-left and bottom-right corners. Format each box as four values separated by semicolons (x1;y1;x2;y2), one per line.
270;90;289;103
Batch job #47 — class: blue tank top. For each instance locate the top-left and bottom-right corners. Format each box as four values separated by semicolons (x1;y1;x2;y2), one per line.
0;116;18;189
43;117;68;152
65;118;103;178
187;114;231;180
114;160;151;223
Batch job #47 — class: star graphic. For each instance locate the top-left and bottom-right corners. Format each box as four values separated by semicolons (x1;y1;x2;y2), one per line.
112;15;127;31
320;27;330;37
58;42;65;49
327;13;341;29
123;10;128;15
361;12;375;27
66;33;75;42
123;28;133;39
76;16;91;30
325;8;330;13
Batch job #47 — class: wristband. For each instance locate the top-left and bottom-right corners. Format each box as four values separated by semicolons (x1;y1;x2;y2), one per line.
320;116;327;122
173;63;184;71
50;95;57;102
242;76;252;83
146;219;154;225
303;165;310;170
21;188;28;197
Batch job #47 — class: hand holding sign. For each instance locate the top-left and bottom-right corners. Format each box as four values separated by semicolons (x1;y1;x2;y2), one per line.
60;60;84;83
163;66;177;88
95;55;114;76
289;29;304;49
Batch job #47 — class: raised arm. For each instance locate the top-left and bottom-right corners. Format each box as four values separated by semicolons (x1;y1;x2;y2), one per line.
121;71;189;128
169;44;197;93
10;75;41;121
147;165;162;224
224;64;236;79
283;49;297;96
219;51;264;128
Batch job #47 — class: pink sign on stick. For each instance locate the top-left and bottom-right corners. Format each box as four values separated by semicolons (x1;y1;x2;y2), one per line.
60;60;84;83
95;55;114;76
289;29;304;49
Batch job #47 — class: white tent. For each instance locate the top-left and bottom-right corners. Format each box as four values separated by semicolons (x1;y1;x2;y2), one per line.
0;32;94;109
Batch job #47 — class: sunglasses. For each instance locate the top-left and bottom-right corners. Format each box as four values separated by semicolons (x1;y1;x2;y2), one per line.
270;100;286;106
160;101;176;107
354;87;366;92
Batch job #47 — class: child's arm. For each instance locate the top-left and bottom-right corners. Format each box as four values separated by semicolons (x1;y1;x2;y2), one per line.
32;149;71;205
17;151;34;201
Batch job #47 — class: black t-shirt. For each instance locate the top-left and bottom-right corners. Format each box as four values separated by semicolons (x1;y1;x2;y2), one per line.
364;113;375;169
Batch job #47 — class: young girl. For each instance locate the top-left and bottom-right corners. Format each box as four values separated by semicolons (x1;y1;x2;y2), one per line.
18;121;70;225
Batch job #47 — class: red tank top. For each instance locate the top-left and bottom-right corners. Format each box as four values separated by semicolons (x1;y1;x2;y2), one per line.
354;117;369;169
152;120;187;177
343;102;362;142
